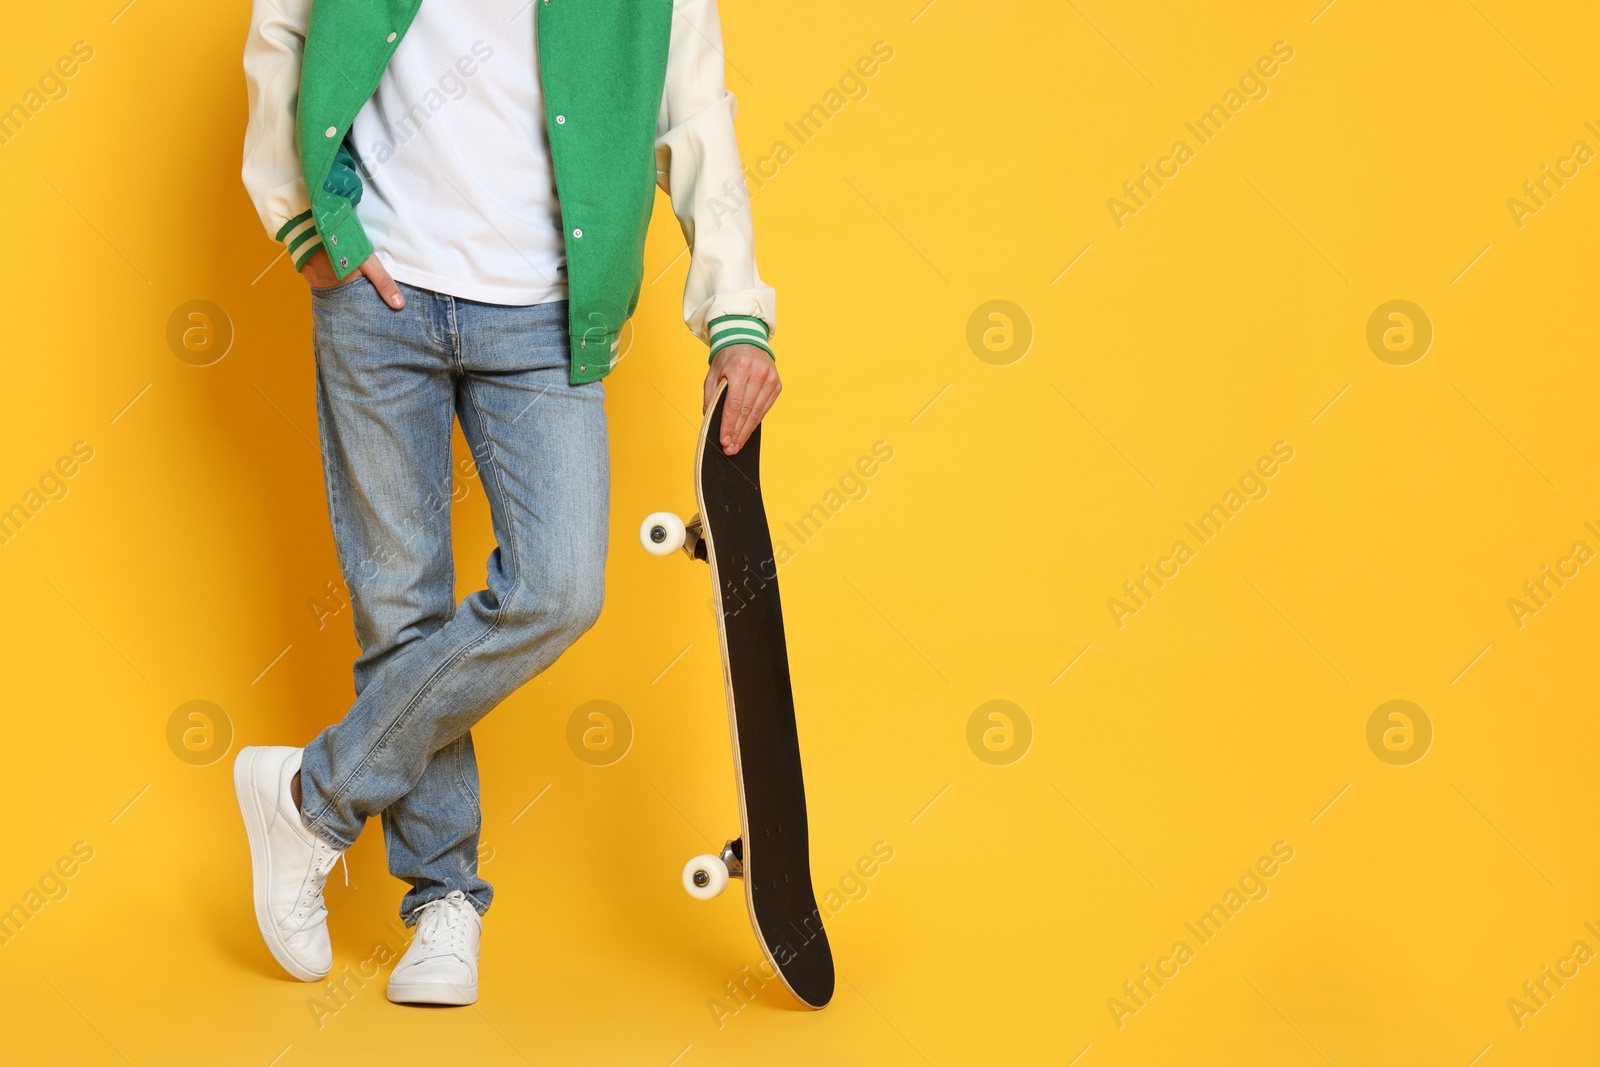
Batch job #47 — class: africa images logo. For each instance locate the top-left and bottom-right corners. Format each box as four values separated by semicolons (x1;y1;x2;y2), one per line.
1105;40;1296;229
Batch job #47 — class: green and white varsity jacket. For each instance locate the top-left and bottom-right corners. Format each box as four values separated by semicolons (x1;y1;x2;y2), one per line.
241;0;775;383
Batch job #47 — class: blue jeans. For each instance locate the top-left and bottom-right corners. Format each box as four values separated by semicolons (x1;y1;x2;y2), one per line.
298;281;608;923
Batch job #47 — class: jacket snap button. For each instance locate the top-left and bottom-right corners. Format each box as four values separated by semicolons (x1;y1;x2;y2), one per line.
556;115;565;124
338;256;349;268
572;228;583;238
330;235;338;246
324;126;337;138
386;32;397;42
579;365;587;373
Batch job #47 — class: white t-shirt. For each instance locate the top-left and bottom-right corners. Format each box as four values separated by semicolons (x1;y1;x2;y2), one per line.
349;0;566;306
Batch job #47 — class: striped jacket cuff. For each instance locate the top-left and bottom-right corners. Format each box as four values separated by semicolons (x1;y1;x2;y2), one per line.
275;209;324;270
707;314;773;359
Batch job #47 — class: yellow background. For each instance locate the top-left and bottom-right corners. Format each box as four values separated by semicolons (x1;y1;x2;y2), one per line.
1;0;1597;1063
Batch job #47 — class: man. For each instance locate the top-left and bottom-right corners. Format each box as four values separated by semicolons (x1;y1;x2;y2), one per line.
232;0;780;1006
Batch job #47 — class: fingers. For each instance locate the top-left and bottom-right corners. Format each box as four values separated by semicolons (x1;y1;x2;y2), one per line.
298;248;338;288
748;374;782;433
719;377;745;451
739;376;781;451
361;256;406;309
702;345;782;454
703;363;720;415
727;374;762;451
719;352;781;455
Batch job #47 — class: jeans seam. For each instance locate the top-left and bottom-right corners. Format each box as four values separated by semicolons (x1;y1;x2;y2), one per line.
453;738;482;817
446;295;463;374
459;373;522;587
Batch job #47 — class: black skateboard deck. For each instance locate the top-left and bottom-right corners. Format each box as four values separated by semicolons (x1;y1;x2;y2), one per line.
687;384;834;1009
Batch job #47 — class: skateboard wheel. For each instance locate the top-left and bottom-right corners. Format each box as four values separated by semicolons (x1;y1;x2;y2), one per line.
641;512;686;556
682;854;729;900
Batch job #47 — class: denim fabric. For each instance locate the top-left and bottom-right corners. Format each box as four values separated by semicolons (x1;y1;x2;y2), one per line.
298;280;608;923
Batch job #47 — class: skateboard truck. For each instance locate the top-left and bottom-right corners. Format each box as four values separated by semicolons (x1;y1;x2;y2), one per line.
681;837;743;901
639;512;707;561
720;837;744;878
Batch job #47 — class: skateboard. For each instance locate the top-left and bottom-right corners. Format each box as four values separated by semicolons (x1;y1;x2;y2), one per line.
638;383;835;1009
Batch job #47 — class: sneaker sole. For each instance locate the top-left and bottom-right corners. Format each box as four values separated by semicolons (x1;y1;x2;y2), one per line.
387;980;479;1006
234;748;328;983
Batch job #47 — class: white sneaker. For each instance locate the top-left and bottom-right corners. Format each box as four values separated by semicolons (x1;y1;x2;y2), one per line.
233;745;344;982
387;890;481;1005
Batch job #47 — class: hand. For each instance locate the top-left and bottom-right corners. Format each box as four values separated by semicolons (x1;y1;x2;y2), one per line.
703;344;781;455
301;249;406;309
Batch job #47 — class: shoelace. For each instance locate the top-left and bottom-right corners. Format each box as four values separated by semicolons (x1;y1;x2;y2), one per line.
291;839;347;926
411;891;472;962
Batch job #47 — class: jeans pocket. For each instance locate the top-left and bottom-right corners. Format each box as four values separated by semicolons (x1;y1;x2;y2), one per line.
310;276;368;298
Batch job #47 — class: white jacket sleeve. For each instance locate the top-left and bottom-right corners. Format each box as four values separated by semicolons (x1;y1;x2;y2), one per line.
240;0;323;268
655;0;777;357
